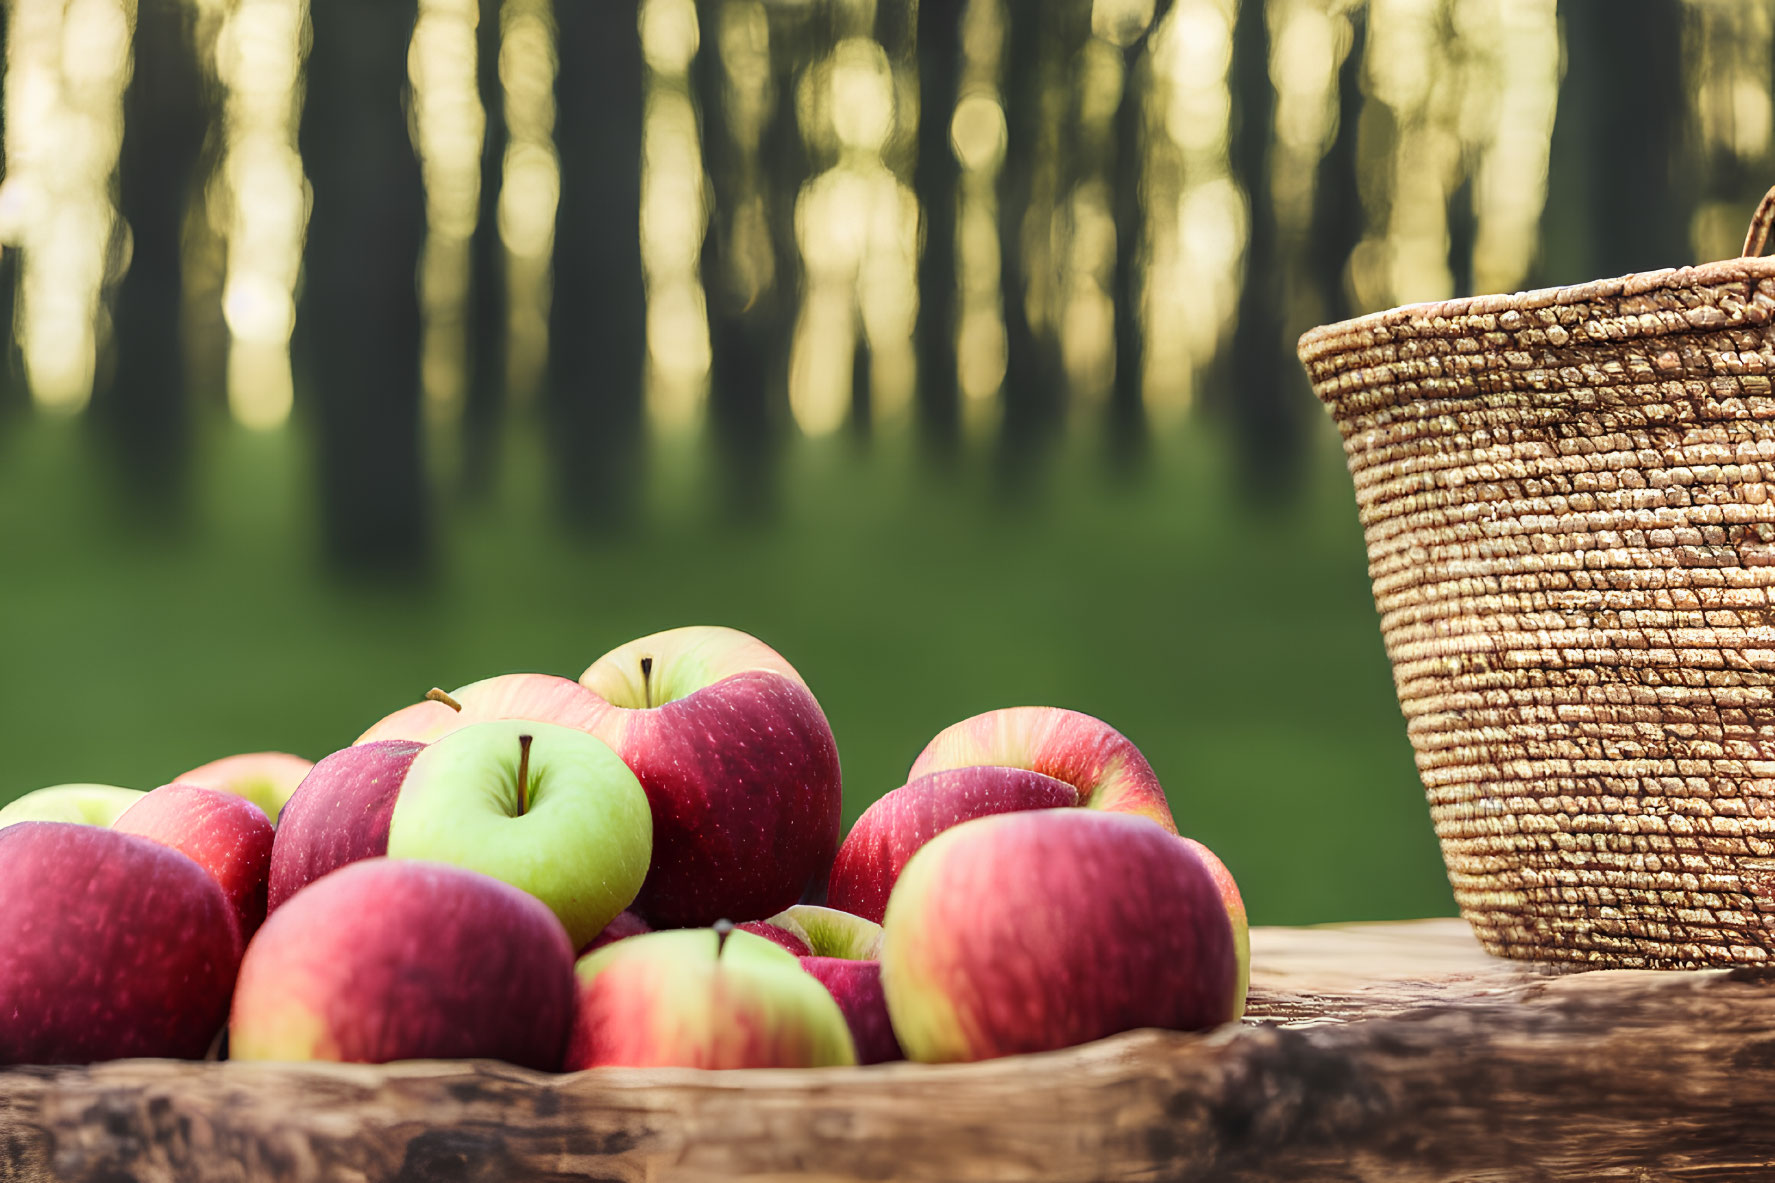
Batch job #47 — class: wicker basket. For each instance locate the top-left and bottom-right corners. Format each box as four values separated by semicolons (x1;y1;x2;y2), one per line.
1298;188;1775;968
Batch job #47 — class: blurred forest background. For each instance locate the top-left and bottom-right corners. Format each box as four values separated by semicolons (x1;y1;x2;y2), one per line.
1;0;1768;923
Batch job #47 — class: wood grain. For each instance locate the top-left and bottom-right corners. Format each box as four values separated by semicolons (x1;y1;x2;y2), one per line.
6;918;1773;1182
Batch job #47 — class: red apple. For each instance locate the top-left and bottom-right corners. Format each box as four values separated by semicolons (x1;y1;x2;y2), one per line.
907;707;1176;832
0;822;241;1065
1181;837;1249;1019
230;858;576;1068
114;784;276;940
170;752;314;824
266;740;424;913
355;673;603;744
826;767;1080;923
880;810;1235;1063
578;626;843;928
564;926;856;1070
800;956;903;1065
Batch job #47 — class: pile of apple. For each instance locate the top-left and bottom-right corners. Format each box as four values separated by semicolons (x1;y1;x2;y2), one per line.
0;626;1247;1071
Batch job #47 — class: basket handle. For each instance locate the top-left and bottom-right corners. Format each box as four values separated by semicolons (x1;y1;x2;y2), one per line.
1745;185;1775;256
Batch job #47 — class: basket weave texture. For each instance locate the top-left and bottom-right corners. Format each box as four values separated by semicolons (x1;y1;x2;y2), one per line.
1298;194;1775;968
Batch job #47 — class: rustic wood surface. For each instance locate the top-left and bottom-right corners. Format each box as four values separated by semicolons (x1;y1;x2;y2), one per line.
6;917;1774;1182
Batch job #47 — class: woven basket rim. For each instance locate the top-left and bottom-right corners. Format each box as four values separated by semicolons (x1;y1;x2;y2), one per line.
1297;253;1775;364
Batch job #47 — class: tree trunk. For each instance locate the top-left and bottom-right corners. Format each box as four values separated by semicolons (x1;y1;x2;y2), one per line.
98;0;207;502
299;0;429;570
995;4;1060;473
1108;0;1174;470
1541;0;1690;285
693;0;797;519
1227;0;1299;501
1446;173;1475;298
1307;2;1365;326
549;0;645;529
913;0;963;457
463;0;506;496
0;0;20;421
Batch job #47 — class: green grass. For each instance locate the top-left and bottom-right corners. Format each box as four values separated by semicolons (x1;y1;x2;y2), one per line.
0;408;1455;925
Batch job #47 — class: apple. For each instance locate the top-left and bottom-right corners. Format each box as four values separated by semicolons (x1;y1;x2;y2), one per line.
800;956;903;1065
880;809;1235;1063
738;920;813;957
763;904;884;959
826;766;1080;923
1181;837;1250;1019
564;924;857;1070
581;909;652;954
0;822;241;1065
386;720;653;950
169;752;313;824
577;626;843;928
267;740;425;913
742;905;884;958
906;707;1176;832
356;673;603;744
0;784;145;830
114;784;276;940
751;906;898;1064
230;858;576;1068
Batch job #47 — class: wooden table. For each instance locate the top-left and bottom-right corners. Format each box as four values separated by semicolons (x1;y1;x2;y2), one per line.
4;918;1771;1181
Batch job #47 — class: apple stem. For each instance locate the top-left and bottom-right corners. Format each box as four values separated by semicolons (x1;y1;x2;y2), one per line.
713;918;733;957
425;688;463;712
640;656;654;709
516;734;533;816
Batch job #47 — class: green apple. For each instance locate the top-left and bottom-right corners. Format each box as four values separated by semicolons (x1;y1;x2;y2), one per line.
385;720;652;949
0;785;146;830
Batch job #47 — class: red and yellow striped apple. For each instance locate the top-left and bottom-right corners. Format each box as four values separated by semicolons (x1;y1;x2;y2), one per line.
564;925;857;1070
355;673;602;744
0;822;241;1065
1181;837;1250;1018
880;809;1235;1063
577;626;843;928
230;859;576;1068
907;707;1176;831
